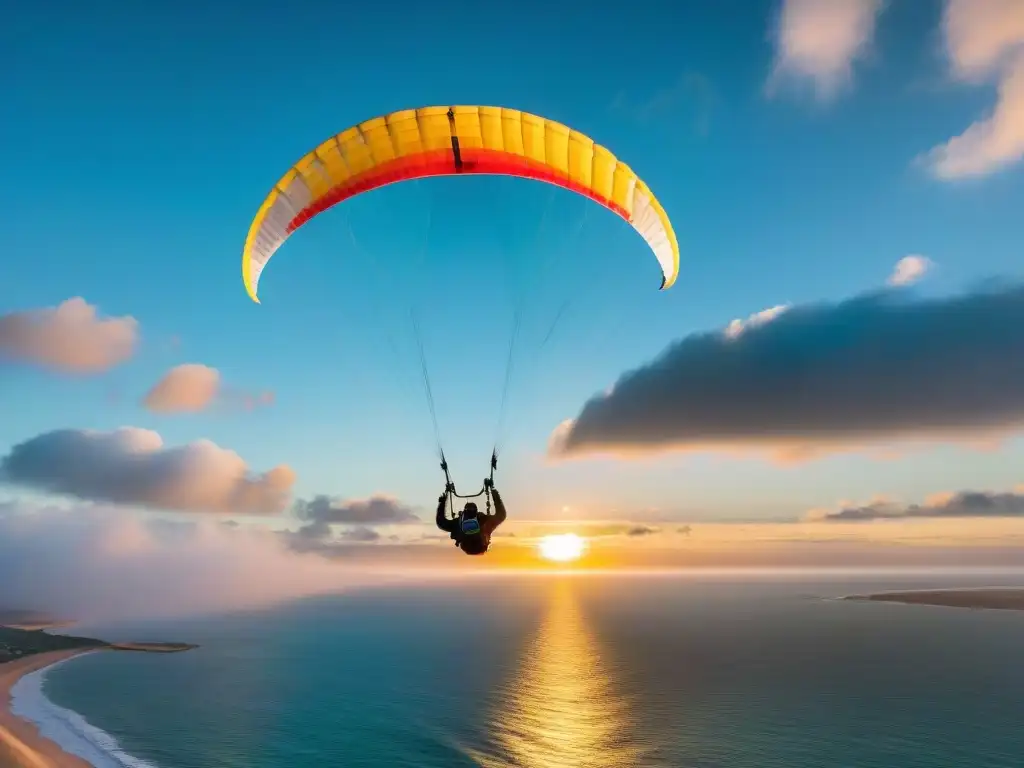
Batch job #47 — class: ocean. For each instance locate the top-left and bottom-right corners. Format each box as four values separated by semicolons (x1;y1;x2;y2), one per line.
15;572;1024;767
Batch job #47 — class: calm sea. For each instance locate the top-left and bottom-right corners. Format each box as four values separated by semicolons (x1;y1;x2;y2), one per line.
19;572;1024;767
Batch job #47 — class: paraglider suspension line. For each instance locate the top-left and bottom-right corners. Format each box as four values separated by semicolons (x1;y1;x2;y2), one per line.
492;306;522;456
441;450;497;519
410;308;443;459
536;204;591;352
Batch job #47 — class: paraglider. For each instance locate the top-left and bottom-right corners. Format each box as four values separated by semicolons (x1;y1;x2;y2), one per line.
435;452;507;555
241;105;680;551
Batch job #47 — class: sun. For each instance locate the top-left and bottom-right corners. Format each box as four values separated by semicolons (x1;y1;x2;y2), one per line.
538;533;587;563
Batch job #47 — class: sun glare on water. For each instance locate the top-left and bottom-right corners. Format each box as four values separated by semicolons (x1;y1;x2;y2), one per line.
538;533;586;563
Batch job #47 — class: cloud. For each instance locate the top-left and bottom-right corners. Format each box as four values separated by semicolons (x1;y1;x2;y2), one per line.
143;364;220;413
339;526;382;543
925;55;1024;178
292;519;332;542
767;0;885;101
288;519;386;551
0;297;138;374
888;255;932;286
724;304;790;339
922;1;1024;179
285;495;424;554
815;486;1024;521
142;363;274;414
942;0;1024;82
550;282;1024;461
293;494;420;526
0;501;405;623
0;427;295;514
501;521;670;541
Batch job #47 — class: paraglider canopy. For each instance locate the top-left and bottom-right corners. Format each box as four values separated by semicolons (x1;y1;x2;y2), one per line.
241;105;680;303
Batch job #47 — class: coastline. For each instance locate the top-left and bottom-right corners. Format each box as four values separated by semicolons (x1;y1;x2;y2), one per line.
0;649;100;768
844;587;1024;611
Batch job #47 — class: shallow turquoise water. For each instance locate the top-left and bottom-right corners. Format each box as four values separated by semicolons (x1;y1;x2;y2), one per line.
45;574;1024;767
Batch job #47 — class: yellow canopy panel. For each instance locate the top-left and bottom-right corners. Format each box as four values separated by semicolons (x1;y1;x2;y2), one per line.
242;105;679;302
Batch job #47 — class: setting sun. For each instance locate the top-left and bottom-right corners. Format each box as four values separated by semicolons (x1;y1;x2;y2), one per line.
538;533;587;563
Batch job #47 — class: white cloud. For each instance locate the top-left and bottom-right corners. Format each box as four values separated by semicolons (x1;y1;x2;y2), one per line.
143;364;220;413
923;1;1024;179
0;297;138;374
943;0;1024;82
0;502;400;622
888;255;932;286
725;304;790;339
768;0;885;100
142;363;274;414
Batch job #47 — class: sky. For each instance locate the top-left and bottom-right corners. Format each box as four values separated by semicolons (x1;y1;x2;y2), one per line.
2;0;1024;612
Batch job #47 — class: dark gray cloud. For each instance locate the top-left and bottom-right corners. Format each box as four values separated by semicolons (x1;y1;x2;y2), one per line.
508;522;668;540
0;428;295;514
552;284;1024;459
820;489;1024;521
293;495;420;526
339;526;382;543
286;497;417;553
294;519;332;541
290;521;384;549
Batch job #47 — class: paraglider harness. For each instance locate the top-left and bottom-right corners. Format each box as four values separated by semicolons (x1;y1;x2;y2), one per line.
441;451;497;555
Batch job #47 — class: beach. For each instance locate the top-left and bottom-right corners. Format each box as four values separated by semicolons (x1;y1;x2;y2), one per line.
0;650;97;768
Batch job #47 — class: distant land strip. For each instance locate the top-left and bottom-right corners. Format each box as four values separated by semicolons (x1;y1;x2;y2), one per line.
844;589;1024;612
0;610;197;663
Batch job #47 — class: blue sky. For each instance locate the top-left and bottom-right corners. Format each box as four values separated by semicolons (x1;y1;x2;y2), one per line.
2;0;1023;526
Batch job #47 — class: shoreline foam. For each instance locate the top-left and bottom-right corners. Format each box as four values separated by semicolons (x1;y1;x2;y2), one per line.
1;650;157;768
1;650;97;767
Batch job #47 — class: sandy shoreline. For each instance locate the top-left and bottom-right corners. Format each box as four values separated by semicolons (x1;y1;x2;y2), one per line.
0;650;99;768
